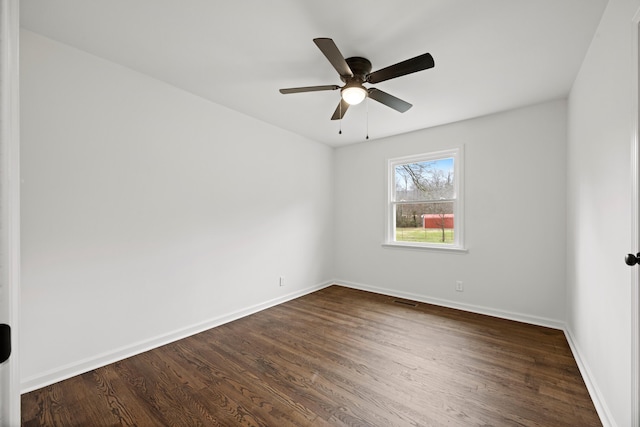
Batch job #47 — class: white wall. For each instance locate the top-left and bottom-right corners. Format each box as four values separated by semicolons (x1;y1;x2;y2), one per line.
566;0;640;425
333;99;567;327
19;30;334;390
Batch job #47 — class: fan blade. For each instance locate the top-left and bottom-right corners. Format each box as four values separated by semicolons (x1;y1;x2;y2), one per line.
313;38;353;77
280;85;340;94
330;98;350;120
367;53;434;84
368;88;412;113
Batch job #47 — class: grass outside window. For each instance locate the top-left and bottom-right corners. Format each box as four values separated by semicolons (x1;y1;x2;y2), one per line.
395;227;454;244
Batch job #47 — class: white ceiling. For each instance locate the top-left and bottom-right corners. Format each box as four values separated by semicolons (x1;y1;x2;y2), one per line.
20;1;608;147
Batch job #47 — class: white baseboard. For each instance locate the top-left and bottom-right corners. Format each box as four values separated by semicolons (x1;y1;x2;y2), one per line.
334;279;564;330
564;327;617;427
20;280;333;394
21;278;612;427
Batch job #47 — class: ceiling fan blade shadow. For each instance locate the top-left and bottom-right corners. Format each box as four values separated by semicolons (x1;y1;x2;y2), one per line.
280;85;340;94
313;38;353;78
368;88;412;113
331;98;350;120
367;53;434;84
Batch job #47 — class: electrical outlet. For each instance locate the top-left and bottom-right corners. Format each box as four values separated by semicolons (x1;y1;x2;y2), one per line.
455;281;464;292
279;276;285;287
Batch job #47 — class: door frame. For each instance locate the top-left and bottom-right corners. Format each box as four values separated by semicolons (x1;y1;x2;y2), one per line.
631;8;640;427
0;0;20;425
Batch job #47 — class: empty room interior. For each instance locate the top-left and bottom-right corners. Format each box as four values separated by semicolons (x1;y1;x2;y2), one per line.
10;0;640;426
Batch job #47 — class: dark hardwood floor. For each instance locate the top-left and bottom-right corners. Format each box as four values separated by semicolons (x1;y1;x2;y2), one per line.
21;285;601;426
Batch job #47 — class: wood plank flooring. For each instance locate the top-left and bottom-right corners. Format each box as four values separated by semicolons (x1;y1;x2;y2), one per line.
21;285;602;426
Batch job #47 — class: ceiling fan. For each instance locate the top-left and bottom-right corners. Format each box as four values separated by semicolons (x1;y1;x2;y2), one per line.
279;38;435;120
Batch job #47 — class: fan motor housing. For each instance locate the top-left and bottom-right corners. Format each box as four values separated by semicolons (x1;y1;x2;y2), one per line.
342;57;372;82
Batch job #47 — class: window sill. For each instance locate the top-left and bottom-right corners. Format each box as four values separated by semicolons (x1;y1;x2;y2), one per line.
382;242;468;253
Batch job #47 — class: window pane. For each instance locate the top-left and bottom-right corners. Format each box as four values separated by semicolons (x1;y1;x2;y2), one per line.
394;158;454;201
395;202;454;244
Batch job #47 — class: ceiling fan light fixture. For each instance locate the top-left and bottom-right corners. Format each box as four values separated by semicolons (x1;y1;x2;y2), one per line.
341;85;367;105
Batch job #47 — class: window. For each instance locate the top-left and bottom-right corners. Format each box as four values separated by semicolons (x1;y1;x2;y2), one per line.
385;147;464;251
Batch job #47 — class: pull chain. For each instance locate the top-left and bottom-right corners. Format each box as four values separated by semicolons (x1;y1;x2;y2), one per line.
337;95;371;139
365;96;369;140
338;96;342;135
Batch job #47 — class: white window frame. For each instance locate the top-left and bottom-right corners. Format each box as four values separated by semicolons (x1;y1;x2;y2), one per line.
384;147;465;252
